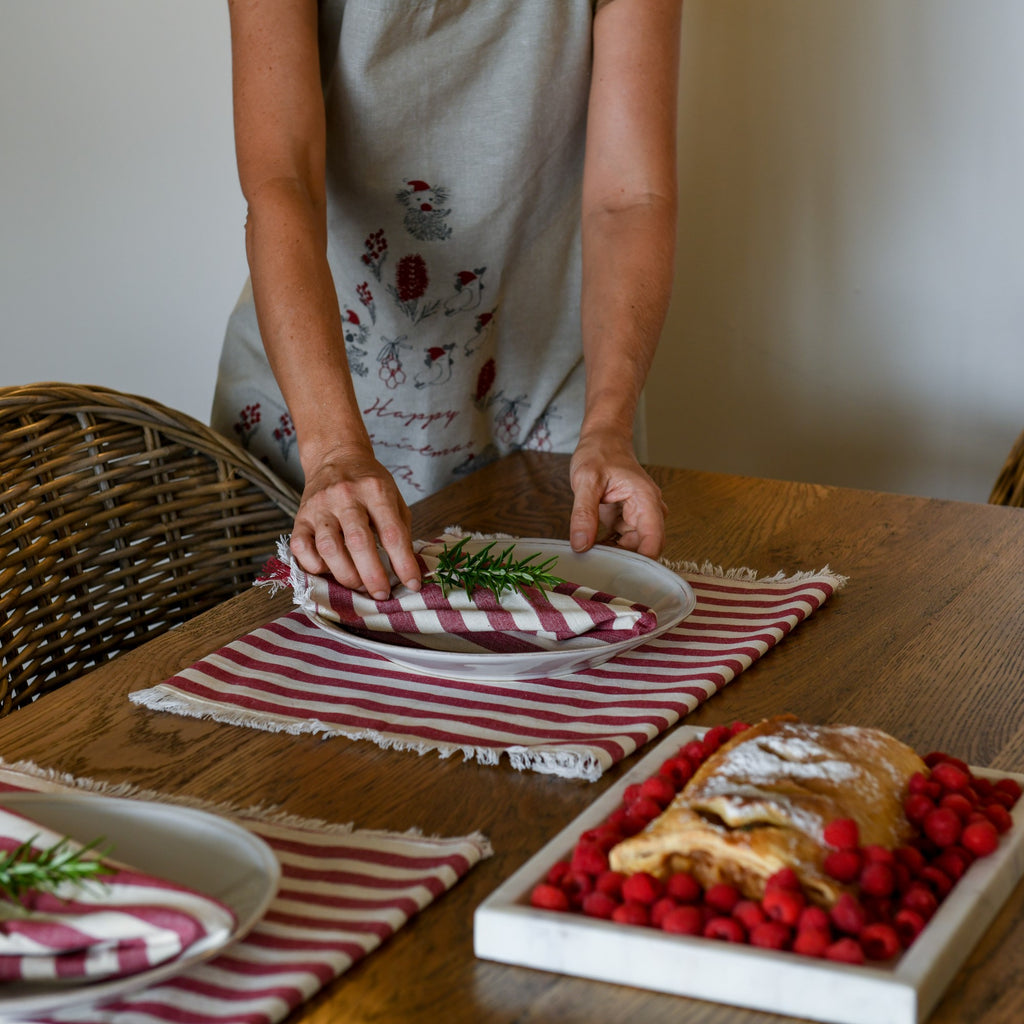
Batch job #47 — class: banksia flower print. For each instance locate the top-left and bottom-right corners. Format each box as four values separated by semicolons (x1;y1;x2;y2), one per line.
388;253;440;322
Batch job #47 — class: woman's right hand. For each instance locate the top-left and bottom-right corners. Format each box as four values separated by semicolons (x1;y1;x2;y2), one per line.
289;447;422;600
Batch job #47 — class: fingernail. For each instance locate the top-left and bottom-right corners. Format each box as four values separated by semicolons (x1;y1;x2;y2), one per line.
404;578;421;592
571;532;587;550
372;590;389;601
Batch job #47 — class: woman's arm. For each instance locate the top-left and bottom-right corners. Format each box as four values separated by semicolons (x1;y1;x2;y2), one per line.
571;0;683;558
228;0;420;597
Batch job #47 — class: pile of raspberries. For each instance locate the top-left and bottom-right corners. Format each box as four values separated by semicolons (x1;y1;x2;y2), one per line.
528;721;1021;965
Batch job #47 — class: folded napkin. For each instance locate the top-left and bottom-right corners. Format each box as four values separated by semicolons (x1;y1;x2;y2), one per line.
0;806;235;984
262;534;658;651
133;545;847;782
0;766;491;1024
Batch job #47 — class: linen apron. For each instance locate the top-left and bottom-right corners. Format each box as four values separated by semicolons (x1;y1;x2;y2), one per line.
212;0;594;504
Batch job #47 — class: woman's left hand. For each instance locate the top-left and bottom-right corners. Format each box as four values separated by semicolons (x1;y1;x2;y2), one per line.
568;430;667;559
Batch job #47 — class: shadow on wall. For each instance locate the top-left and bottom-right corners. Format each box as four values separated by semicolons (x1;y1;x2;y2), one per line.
646;0;1024;502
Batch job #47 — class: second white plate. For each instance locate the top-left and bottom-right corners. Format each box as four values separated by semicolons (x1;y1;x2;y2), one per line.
312;538;696;681
0;792;280;1020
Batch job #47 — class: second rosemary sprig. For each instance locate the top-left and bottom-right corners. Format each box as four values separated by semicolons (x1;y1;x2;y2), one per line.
0;834;113;906
427;537;565;600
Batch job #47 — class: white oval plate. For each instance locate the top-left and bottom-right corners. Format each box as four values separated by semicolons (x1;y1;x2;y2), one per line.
0;793;280;1019
313;538;696;681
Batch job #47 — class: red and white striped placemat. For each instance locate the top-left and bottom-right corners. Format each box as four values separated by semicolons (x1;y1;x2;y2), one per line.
130;562;845;782
0;763;490;1024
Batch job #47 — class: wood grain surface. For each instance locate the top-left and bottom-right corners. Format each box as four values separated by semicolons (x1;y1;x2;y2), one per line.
2;451;1022;1023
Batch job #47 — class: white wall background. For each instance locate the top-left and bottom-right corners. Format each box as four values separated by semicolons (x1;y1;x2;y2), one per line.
3;0;1023;502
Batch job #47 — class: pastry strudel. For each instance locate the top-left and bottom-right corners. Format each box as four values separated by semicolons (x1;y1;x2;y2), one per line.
609;715;926;906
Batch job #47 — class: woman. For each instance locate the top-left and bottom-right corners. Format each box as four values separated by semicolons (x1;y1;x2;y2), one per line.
212;0;682;599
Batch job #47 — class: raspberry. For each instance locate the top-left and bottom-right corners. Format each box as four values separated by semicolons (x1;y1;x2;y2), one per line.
545;860;571;886
931;761;971;792
859;861;896;898
530;883;570;911
823;849;862;883
861;844;895;864
649;896;679;928
622;783;644;805
900;884;938;921
934;847;972;880
971;777;995;800
682;740;706;763
830;893;867;935
860;922;901;960
570;841;608;876
989;790;1016;809
703;916;746;942
798;905;831;931
658;757;693;789
661;904;703;935
894;845;926;873
581;891;618;919
732;900;767;931
984;804;1013;834
923;807;962;847
765;867;802;891
729;720;752;736
762;887;805;926
621;872;664;905
939;793;975;821
627;796;664;823
919;865;954;899
904;793;935;825
908;771;931;795
612;900;650;926
595;870;627;897
750;920;791;950
823;818;860;850
703;724;733;751
994;777;1023;805
704;883;741;914
825;937;865;964
639;775;677;807
561;870;594;907
793;926;831;958
665;872;702;903
894;907;926;945
961;819;1000;857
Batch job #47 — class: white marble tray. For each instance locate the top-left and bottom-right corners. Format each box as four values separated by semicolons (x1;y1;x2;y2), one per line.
474;725;1024;1024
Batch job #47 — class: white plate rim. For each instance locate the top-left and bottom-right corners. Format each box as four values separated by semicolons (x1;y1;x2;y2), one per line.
0;792;280;1018
311;538;697;681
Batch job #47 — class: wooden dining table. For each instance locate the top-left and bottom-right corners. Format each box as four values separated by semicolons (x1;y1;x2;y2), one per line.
2;450;1023;1023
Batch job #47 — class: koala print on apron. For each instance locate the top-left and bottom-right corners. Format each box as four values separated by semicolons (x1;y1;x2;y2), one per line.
212;0;594;503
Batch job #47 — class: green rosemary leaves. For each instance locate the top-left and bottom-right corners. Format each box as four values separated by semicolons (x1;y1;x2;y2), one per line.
0;834;112;905
428;538;564;600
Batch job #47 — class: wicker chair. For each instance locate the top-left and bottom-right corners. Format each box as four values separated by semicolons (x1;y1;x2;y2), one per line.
989;428;1024;507
1;382;301;715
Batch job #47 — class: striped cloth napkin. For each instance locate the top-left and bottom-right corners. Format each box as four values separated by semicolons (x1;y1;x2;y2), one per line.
263;535;658;652
131;556;846;782
0;764;490;1024
0;807;236;984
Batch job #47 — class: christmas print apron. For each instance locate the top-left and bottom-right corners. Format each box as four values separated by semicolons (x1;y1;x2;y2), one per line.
212;0;594;504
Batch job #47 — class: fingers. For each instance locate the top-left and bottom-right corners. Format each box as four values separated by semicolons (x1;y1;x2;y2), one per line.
291;461;421;598
570;446;667;560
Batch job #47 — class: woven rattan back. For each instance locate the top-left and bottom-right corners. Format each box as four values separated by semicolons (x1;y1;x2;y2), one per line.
989;428;1024;507
1;382;300;715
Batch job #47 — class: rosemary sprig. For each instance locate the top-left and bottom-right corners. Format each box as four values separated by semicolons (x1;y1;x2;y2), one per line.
0;834;113;905
428;537;564;600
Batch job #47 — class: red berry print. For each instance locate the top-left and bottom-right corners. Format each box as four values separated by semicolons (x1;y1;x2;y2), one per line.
233;402;261;447
361;229;388;280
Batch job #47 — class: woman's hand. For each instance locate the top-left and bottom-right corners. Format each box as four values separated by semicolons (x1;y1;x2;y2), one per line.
568;430;667;559
289;447;422;600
